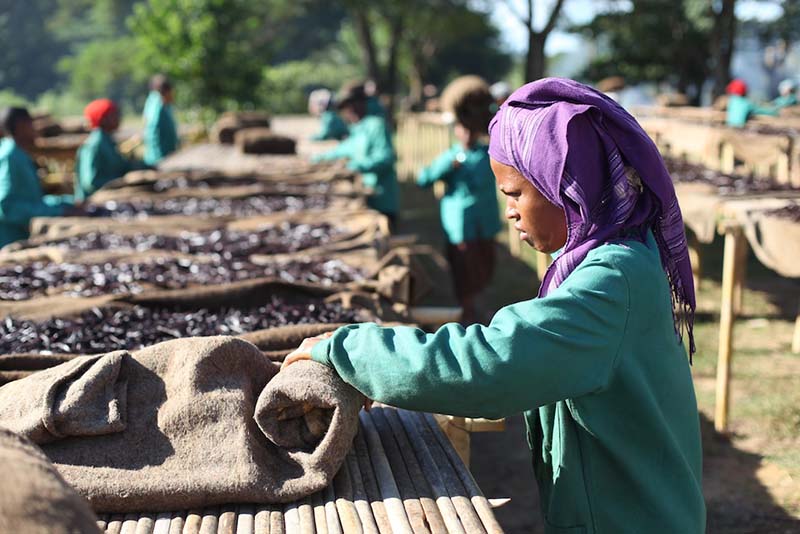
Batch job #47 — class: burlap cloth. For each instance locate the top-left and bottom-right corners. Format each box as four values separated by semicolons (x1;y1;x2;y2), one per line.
0;336;364;512
723;198;800;278
674;182;725;243
211;111;272;144
0;427;101;534
235;128;297;155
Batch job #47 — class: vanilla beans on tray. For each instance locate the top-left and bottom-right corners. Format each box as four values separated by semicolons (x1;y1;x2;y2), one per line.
0;297;360;355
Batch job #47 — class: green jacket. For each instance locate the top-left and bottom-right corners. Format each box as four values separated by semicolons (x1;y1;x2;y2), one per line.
313;233;706;533
315;115;399;215
74;129;145;201
726;94;778;127
417;142;502;244
311;111;349;141
0;138;73;247
143;91;179;165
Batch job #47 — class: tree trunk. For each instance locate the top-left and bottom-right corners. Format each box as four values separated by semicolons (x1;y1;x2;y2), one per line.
352;10;381;88
711;0;737;99
384;14;404;127
526;33;547;81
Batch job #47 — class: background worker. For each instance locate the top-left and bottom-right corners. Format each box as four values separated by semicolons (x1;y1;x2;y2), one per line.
725;78;778;127
0;107;78;247
417;79;501;324
314;83;399;227
308;88;349;141
142;74;179;166
772;78;798;109
75;98;147;201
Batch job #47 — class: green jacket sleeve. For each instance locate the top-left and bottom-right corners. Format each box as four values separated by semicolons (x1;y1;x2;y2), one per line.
0;158;67;224
313;136;355;162
347;121;395;174
312;253;630;419
417;148;456;188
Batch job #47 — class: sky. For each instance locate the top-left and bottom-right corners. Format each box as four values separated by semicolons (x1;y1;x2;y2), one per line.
490;0;785;57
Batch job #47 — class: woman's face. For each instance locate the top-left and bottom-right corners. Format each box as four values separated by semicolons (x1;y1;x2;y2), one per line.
491;158;568;253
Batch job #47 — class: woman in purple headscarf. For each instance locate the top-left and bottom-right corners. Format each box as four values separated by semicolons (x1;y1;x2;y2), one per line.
285;78;705;533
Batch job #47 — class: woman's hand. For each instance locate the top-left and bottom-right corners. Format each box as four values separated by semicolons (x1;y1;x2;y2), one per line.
281;332;333;370
281;331;373;411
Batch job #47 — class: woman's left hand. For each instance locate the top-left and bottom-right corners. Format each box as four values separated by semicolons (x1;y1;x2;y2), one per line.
281;332;333;370
281;331;374;411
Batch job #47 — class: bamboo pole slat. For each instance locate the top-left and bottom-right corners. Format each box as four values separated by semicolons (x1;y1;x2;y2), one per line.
358;411;414;534
96;408;502;534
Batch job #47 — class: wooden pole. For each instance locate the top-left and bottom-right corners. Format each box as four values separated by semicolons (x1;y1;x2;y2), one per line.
536;252;552;281
793;307;800;355
715;225;744;432
732;236;749;316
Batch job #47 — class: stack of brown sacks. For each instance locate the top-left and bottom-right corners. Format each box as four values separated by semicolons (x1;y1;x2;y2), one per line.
0;336;364;513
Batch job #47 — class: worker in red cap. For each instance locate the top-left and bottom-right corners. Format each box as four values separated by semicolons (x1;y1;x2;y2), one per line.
725;78;777;128
74;99;147;201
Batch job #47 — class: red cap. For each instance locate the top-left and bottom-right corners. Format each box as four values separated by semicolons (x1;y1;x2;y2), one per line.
84;99;119;129
726;79;748;97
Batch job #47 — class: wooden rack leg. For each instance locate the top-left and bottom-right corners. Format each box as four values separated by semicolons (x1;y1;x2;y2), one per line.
687;234;702;291
732;237;749;316
715;225;744;433
536;251;552;280
507;220;521;258
793;308;800;355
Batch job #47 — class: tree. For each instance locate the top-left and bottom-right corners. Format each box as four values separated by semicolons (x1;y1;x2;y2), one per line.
503;0;567;81
0;0;65;99
574;1;710;100
129;0;272;111
709;0;738;98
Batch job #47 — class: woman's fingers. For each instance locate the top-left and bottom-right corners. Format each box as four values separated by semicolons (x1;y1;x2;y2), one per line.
280;350;313;370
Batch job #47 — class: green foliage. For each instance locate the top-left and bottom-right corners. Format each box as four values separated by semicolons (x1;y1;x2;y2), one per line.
0;0;65;99
58;37;147;109
129;0;271;112
573;1;710;96
260;56;363;114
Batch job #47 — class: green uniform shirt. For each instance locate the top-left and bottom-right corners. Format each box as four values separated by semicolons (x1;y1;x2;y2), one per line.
143;91;179;165
312;233;705;533
0;138;73;247
772;93;798;109
74;129;145;201
726;94;778;127
417;142;502;244
311;111;349;141
315;115;399;215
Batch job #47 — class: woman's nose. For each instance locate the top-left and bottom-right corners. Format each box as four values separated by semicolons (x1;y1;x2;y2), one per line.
505;205;519;220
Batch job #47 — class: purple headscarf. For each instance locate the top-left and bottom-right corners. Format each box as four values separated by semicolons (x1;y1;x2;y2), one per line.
489;78;695;354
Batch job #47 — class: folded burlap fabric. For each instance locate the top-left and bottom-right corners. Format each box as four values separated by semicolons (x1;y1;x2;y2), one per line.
0;336;363;513
0;427;101;534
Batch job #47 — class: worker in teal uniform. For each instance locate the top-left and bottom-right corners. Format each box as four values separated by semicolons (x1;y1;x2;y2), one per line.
725;78;778;127
142;74;179;166
772;78;798;109
417;121;501;324
313;83;399;226
74;99;147;201
308;89;349;141
285;79;706;533
0;107;78;247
